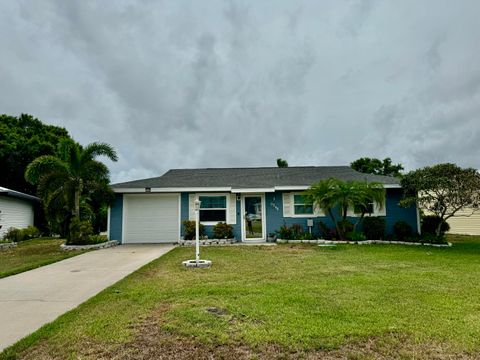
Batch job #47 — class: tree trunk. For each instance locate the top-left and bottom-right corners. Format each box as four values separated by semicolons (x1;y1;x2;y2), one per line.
74;189;81;219
435;219;444;237
328;208;342;240
74;179;83;219
353;213;365;233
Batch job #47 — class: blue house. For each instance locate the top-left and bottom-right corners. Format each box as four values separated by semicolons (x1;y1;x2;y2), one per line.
108;166;419;243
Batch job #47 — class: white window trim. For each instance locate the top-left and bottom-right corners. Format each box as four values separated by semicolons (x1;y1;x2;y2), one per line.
195;193;230;226
291;192;315;218
347;198;386;217
285;192;324;218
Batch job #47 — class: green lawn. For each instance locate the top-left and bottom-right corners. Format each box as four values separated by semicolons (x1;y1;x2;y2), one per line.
2;236;480;359
0;238;86;279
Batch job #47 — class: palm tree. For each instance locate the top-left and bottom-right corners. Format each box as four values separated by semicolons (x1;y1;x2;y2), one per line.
304;178;385;239
25;139;118;238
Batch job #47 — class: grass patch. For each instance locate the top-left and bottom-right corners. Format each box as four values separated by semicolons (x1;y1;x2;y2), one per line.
0;238;88;279
2;235;480;359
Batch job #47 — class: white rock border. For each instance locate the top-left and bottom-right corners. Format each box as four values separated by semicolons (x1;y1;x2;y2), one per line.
0;242;17;250
178;239;236;246
277;239;452;247
61;240;119;251
182;259;212;268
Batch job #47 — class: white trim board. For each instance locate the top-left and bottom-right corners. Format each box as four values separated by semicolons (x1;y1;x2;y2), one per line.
113;184;401;193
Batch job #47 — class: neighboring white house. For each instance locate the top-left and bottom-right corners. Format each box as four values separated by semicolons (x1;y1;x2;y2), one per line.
447;208;480;235
0;187;39;238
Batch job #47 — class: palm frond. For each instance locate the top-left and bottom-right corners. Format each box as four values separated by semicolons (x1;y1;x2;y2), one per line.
83;142;118;162
25;156;68;185
82;160;110;182
37;171;70;199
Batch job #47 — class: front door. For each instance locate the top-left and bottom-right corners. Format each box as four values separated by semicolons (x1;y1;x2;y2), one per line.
242;195;265;241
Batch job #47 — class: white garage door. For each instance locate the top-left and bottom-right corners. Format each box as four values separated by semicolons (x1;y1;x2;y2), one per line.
123;194;179;243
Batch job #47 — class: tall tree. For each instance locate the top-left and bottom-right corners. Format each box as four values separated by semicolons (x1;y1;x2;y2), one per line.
25;139;118;240
400;163;480;236
351;157;403;177
0;114;71;194
277;158;288;168
304;178;385;239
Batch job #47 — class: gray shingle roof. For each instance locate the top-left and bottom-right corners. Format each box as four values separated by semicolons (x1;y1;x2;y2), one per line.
111;166;400;189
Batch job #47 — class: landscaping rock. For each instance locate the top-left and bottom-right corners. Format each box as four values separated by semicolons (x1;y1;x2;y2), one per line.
0;242;17;251
179;239;236;246
60;240;119;251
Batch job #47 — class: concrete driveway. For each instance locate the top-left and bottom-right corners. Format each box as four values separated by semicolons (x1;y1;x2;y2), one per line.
0;244;175;352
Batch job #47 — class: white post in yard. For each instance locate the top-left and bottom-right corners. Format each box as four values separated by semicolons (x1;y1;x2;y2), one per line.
195;199;201;264
182;199;211;268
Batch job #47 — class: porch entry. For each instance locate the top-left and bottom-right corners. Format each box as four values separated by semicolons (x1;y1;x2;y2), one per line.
241;194;266;241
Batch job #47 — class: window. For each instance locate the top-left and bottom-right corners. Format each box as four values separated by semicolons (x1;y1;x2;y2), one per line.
293;194;313;215
354;202;374;215
199;195;227;222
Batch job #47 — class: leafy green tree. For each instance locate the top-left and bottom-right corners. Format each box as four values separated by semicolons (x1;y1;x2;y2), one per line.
304;178;385;239
25;139;118;240
277;158;288;168
400;163;480;236
351;157;403;177
0;114;71;194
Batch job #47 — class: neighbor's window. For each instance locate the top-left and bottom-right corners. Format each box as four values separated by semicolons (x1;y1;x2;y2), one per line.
199;196;227;222
293;195;313;215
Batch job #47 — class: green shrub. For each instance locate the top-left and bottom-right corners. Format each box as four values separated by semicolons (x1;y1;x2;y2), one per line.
69;219;93;245
87;234;108;244
276;224;308;240
393;221;413;241
346;231;367;241
2;225;41;242
337;220;354;240
212;222;234;239
317;221;335;240
404;234;421;243
299;232;314;240
362;217;385;240
422;234;448;244
421;215;450;235
276;224;293;240
291;224;304;239
182;220;205;240
3;227;23;242
23;225;41;239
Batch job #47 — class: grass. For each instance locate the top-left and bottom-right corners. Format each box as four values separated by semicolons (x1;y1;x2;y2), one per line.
0;238;87;279
2;235;480;359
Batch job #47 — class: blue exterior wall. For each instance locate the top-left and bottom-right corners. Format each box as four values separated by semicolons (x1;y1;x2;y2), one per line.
384;188;418;234
109;193;123;243
265;189;418;237
180;192;189;236
265;191;336;237
109;188;418;243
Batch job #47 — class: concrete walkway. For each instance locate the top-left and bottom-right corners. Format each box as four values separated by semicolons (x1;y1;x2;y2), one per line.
0;244;175;352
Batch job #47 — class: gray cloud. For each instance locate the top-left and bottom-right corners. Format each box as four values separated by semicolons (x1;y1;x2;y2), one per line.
1;0;480;183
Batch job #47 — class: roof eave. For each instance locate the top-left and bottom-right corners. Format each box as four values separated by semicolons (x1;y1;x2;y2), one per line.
0;191;40;202
112;183;402;193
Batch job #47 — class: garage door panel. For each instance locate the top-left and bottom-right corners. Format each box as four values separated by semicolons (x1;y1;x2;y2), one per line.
123;194;179;243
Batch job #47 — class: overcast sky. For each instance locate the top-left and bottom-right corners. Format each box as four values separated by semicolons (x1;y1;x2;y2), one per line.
1;1;479;183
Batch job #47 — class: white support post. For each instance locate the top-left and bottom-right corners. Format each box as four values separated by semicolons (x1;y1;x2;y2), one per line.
182;199;211;268
195;199;201;264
